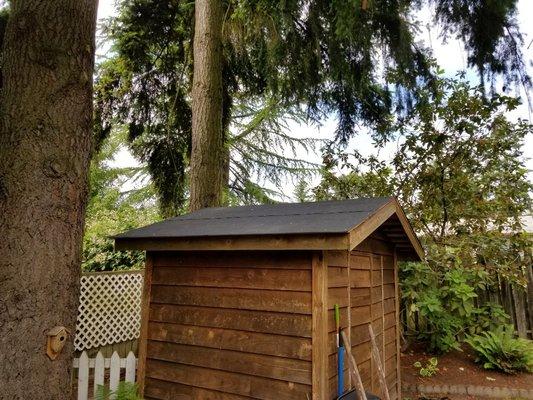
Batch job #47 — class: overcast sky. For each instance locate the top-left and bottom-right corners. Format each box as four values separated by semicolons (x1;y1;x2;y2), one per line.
96;0;533;199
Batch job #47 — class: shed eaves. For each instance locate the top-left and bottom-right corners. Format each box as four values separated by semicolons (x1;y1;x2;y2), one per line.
114;197;393;239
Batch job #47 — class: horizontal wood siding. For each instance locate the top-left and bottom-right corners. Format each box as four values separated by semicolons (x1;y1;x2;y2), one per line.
325;250;350;396
145;251;313;400
350;236;400;400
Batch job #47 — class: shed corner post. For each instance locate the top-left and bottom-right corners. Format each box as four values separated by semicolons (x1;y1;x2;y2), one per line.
312;251;328;400
137;251;154;395
393;247;401;399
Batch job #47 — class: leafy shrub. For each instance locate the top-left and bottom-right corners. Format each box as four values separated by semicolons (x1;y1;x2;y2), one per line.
414;357;439;377
465;325;533;374
96;382;143;400
400;262;509;354
468;303;509;335
82;236;145;272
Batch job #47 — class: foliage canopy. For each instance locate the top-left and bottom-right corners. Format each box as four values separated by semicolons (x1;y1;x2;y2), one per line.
313;75;532;352
94;0;530;215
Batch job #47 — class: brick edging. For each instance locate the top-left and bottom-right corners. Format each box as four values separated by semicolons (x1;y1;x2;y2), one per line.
404;383;533;399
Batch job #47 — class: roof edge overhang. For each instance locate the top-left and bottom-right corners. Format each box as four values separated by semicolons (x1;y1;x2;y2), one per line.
114;197;424;259
114;232;350;252
347;197;424;261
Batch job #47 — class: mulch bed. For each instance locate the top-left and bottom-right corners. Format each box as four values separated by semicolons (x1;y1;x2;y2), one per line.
400;342;533;399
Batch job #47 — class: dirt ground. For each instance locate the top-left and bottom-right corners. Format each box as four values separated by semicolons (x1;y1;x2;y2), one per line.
400;343;533;399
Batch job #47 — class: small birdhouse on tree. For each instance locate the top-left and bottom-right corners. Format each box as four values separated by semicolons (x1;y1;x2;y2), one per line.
46;326;69;360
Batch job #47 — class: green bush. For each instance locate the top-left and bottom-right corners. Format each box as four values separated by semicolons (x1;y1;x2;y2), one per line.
400;262;509;354
465;325;533;374
96;382;143;400
82;236;145;272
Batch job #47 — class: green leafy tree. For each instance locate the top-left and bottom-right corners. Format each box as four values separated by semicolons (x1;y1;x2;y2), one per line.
94;0;529;213
392;75;532;283
318;74;532;280
314;75;532;352
83;129;160;271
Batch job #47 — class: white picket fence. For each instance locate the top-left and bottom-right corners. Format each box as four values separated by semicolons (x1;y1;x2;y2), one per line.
73;351;137;400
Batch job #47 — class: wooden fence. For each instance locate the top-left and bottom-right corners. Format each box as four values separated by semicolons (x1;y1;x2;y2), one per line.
477;268;533;339
73;351;137;400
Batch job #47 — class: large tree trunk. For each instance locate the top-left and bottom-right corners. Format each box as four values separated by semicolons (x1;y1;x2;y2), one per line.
189;0;224;211
0;1;97;398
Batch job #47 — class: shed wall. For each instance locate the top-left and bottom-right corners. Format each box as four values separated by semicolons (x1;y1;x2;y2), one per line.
142;251;314;400
326;235;400;400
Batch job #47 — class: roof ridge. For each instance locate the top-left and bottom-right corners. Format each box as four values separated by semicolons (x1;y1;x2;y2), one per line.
179;209;374;222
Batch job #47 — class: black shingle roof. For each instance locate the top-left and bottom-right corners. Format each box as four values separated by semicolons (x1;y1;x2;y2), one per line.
114;197;393;239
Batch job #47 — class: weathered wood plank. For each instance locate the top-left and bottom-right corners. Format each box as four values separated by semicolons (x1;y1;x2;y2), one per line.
348;200;396;251
312;252;328;400
153;251;312;269
385;355;396;375
328;266;348;288
384;298;395;314
385;341;395;359
151;285;312;314
384;326;396;345
328;287;350;309
325;250;349;267
351;288;371;306
144;377;255;399
383;269;394;284
341;330;368;400
383;284;395;299
384;312;395;329
147;340;312;385
351;306;371;326
145;359;312;400
138;252;154;395
394;249;401;399
350;254;372;270
369;325;391;400
351;341;371;363
152;266;311;291
148;322;312;360
351;270;371;288
382;255;394;270
372;255;382;271
354;238;394;256
116;233;349;252
351;324;371;346
149;304;312;337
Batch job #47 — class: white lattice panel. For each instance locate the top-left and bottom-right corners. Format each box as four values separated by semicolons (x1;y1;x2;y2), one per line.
74;271;143;351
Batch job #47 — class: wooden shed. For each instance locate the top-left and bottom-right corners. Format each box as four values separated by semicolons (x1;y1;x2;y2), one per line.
114;197;423;400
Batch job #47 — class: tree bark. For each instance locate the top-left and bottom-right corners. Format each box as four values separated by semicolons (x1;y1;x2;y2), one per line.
189;0;224;211
0;1;97;398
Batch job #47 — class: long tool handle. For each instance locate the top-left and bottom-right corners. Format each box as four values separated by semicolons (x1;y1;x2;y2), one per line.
368;325;391;400
340;330;368;400
335;304;343;396
334;304;340;347
337;345;345;396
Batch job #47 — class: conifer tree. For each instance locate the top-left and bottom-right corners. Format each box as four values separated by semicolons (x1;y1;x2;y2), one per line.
96;0;529;211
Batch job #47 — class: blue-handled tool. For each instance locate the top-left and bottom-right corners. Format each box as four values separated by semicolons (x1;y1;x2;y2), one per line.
335;304;344;397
